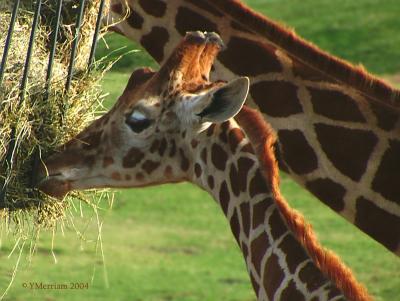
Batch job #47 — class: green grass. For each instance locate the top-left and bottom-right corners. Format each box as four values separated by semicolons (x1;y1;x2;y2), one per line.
1;1;400;301
246;0;400;75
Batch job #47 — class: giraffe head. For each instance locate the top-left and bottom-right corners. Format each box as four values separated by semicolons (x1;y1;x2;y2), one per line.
37;32;249;199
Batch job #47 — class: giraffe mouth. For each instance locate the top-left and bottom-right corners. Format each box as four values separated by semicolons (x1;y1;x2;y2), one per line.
37;174;72;200
37;172;111;200
36;169;82;200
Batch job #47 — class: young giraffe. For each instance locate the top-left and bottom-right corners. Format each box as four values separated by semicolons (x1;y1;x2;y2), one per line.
106;0;400;255
37;32;371;301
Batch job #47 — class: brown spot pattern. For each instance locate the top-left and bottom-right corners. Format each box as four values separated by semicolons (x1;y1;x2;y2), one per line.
309;88;366;122
191;139;199;149
138;0;166;18
237;157;254;192
111;172;122;181
175;7;218;36
299;261;329;292
142;160;160;174
264;253;284;300
207;124;216;136
169;140;177;157
241;242;249;259
240;202;251;238
123;147;145;168
250;231;270;276
372;139;400;204
280;280;305;301
219;37;282;76
306;178;346;212
229;163;240;197
249;170;267;197
211;143;228;171
127;9;144;29
315;124;378;181
140;27;169;63
279;235;308;273
270;209;288;240
241;143;254;154
250;272;260;297
278;130;318;174
355;197;400;251
252;198;273;229
159;138;167;156
164;165;173;178
194;163;202;178
251;81;302;117
150;140;160;153
219;181;230;215
228;128;245;153
207;176;215;190
179;149;190;172
230;209;241;243
370;103;399;131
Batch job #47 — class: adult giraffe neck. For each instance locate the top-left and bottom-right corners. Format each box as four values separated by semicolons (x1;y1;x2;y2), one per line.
109;0;400;256
189;116;370;301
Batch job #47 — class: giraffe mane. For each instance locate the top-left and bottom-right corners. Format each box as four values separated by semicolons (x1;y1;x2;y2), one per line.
210;0;400;111
236;106;372;301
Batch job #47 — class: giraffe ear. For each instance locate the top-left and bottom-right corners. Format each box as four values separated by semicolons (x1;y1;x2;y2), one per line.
197;77;250;122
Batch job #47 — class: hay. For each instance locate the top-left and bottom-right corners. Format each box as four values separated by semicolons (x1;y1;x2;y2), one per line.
0;1;112;233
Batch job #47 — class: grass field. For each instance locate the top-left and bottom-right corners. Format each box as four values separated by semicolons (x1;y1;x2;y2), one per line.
1;1;400;300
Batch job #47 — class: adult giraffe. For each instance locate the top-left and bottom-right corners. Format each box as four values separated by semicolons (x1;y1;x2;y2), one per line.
38;31;371;301
105;0;400;255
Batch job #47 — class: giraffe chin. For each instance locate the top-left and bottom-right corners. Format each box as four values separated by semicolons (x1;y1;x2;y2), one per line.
38;178;72;200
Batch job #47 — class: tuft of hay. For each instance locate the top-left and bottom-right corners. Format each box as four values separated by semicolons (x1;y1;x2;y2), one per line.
0;1;112;233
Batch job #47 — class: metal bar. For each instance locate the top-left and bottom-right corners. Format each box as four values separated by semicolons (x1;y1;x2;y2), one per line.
87;0;105;71
19;0;42;104
0;0;42;206
44;0;63;97
0;0;20;86
29;0;64;190
65;0;86;92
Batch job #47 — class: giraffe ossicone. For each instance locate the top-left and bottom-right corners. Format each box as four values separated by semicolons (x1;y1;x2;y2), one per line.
37;32;371;301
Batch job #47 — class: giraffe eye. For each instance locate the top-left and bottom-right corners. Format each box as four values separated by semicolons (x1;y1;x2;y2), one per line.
126;110;153;133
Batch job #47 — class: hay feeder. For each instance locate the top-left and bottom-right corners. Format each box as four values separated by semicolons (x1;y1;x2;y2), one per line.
0;0;110;231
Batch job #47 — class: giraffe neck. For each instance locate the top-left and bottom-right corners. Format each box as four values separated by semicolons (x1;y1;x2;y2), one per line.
110;0;400;256
188;119;369;301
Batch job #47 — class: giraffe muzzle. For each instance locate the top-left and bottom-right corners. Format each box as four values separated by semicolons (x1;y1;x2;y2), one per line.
35;150;89;199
